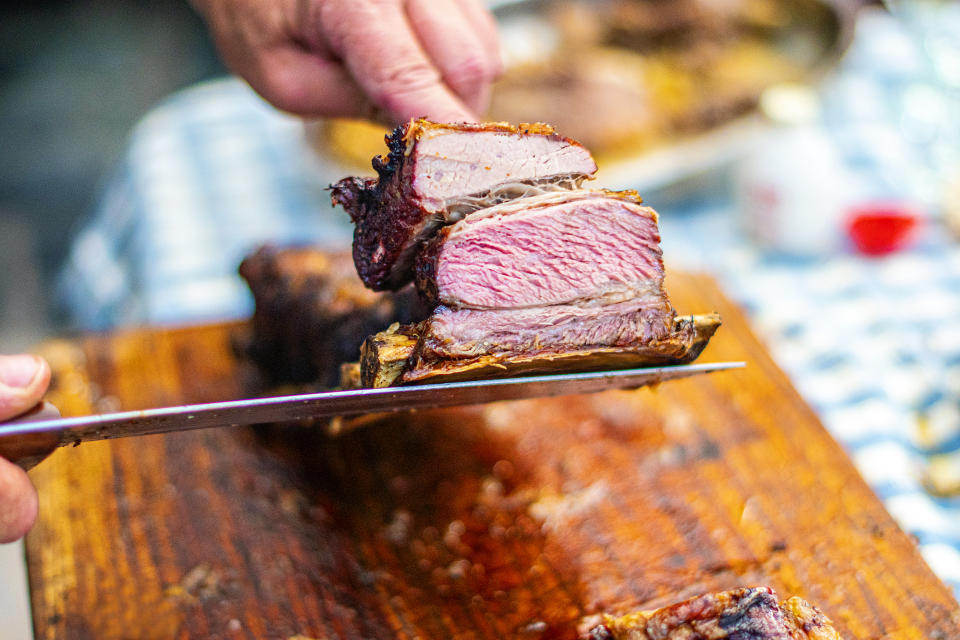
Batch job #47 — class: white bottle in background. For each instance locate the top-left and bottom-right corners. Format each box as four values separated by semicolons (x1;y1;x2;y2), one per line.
736;84;864;256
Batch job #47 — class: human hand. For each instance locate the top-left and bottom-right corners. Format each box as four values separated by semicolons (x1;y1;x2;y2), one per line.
0;354;51;543
193;0;502;124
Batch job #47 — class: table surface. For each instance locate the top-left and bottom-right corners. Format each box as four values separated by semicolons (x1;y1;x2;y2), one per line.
26;272;960;639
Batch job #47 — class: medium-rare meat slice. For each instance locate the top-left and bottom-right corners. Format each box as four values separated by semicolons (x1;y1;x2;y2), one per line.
415;190;665;310
327;118;719;389
588;587;841;640
412;190;677;362
330;119;598;291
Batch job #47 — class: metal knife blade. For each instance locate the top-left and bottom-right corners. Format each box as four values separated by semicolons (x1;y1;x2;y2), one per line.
0;362;743;460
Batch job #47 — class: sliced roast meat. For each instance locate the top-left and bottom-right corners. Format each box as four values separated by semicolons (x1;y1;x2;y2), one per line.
416;190;663;309
331;119;597;291
325;118;720;388
418;298;675;361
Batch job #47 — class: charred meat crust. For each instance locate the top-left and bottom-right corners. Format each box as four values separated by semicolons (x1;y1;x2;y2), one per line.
412;234;442;307
330;119;596;292
359;324;420;389
351;314;721;388
403;313;718;384
329;176;378;224
237;246;428;388
589;587;841;640
331;170;427;291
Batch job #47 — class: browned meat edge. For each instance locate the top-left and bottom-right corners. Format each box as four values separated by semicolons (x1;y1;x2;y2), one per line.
356;314;720;388
237;245;428;388
588;587;841;640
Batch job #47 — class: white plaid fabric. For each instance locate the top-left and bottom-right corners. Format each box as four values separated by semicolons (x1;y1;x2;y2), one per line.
59;8;960;595
58;79;354;329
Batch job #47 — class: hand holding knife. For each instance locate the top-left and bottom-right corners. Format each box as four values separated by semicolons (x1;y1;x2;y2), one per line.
0;353;52;543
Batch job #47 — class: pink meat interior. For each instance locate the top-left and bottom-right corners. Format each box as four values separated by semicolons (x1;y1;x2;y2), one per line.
412;130;597;209
432;194;663;309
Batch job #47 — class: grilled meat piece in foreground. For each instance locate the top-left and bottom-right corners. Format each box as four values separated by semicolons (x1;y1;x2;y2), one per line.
415;190;666;310
237;246;427;388
331;119;597;291
588;587;841;640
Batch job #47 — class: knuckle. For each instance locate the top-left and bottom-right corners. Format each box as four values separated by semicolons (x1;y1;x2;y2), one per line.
447;54;492;90
372;60;442;107
319;0;399;53
257;66;307;114
316;0;349;52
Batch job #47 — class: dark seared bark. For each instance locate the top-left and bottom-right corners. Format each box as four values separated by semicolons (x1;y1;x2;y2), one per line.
352;314;721;388
589;587;841;640
237;245;428;389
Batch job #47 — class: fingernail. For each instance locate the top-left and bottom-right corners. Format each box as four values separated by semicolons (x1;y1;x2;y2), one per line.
0;355;41;389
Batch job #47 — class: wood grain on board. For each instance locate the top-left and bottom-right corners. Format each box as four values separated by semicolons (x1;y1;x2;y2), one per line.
25;272;960;639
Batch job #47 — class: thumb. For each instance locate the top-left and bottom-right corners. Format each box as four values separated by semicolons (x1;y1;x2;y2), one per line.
0;456;38;543
0;355;51;423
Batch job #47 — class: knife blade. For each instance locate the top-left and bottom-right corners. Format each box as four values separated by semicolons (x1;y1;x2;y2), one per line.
0;362;743;468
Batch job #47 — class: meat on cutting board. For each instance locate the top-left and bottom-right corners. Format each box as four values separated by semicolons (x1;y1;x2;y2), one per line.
588;587;841;640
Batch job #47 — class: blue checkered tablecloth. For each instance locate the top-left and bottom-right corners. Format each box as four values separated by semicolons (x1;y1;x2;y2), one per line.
58;8;960;596
57;79;354;329
659;209;960;595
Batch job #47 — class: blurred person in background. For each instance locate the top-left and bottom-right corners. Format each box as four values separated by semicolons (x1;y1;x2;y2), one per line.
0;0;501;541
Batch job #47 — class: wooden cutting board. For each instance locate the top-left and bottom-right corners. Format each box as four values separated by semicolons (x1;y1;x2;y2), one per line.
25;273;960;639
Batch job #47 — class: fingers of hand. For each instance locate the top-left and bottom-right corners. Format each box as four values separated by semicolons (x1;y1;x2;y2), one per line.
199;0;343;116
0;456;38;543
0;355;50;423
251;47;375;118
0;355;50;541
453;0;503;76
320;0;476;124
406;0;501;116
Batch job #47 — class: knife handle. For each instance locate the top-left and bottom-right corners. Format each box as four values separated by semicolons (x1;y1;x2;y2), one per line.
0;402;63;471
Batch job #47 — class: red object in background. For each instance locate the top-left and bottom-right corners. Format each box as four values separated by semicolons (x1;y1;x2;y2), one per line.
846;204;921;256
